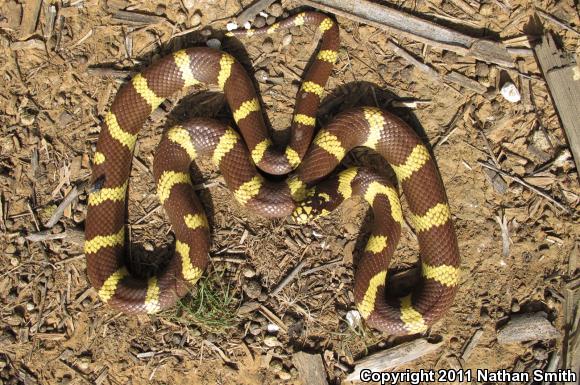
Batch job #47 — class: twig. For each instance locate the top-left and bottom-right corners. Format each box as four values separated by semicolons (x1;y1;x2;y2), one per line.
270;259;307;296
478;161;572;213
26;230;67;242
236;0;277;25
536;9;580;37
111;10;166;25
45;181;88;228
301;258;342;276
461;329;483;361
386;40;440;80
258;304;288;332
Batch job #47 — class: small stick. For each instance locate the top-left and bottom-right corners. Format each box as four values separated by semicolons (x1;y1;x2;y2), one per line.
270;259;307;296
26;230;67;242
44;185;81;228
478;161;572;214
111;10;166;25
133;204;161;225
536;9;580;37
55;254;86;266
258;304;288;332
301;259;342;276
87;67;133;78
461;328;484;361
386;40;440;80
236;0;277;26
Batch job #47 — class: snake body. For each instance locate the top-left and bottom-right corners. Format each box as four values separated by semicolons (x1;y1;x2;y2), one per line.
85;12;460;335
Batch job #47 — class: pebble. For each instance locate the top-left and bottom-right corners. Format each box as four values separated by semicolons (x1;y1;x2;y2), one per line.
73;211;84;223
26;302;35;311
77;356;91;371
16;236;26;246
282;34;292;46
345;310;361;329
255;69;269;82
243;280;262;299
266;323;279;333
0;358;6;369
176;11;187;24
226;22;238;31
278;370;292;380
190;11;202;27
242;267;256;278
269;3;283;17
155;4;166;16
266;16;276;25
206;38;221;49
269;358;283;372
20;111;36;126
263;335;280;347
254;16;266;28
6;244;16;254
250;324;262;336
200;28;212;37
511;300;521;313
172;334;182;345
500;82;521;103
51;223;64;234
143;241;154;252
183;0;196;10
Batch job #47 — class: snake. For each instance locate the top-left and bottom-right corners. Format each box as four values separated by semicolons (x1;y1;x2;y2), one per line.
84;11;460;335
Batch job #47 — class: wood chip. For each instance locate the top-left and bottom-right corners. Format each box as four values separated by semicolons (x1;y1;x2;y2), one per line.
533;33;580;174
497;312;561;344
345;339;443;382
292;352;329;385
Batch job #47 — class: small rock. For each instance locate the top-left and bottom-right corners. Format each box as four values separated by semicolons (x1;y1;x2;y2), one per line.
183;0;196;10
73;211;84;223
155;4;166;15
269;358;283;372
282;34;292;46
262;37;274;53
500;82;521;103
206;38;221;49
345;310;362;329
258;293;268;302
200;28;212;37
511;300;520;313
266;323;279;333
176;11;187;24
26;302;35;311
278;370;292;380
254;16;266;28
255;69;269;82
269;3;283;17
226;22;238;31
242;267;256;278
266;16;276;25
5;244;16;254
51;223;64;234
190;11;202;27
16;236;26;246
143;241;154;252
263;335;280;347
172;334;182;345
250;324;262;336
0;358;6;369
20;111;36;126
77;356;91;371
243;280;262;299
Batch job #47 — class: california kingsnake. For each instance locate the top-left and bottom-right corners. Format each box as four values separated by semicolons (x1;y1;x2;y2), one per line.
85;11;460;335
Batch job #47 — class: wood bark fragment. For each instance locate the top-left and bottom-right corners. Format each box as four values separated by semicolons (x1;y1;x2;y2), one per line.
533;33;580;174
292;352;329;385
303;0;514;67
111;10;166;25
345;339;443;382
496;312;560;344
461;329;483;361
236;0;277;26
19;0;43;39
444;71;488;94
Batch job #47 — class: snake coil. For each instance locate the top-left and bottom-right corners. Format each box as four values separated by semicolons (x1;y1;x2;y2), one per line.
85;11;460;335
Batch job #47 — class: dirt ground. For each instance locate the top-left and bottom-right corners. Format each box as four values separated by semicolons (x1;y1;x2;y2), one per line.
0;0;579;384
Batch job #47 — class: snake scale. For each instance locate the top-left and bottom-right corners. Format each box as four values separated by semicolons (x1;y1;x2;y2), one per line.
85;11;460;335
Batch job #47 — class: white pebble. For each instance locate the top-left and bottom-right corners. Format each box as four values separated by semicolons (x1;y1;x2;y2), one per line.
500;82;521;103
226;22;238;31
267;323;279;333
259;11;269;17
244;21;252;30
346;309;362;328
